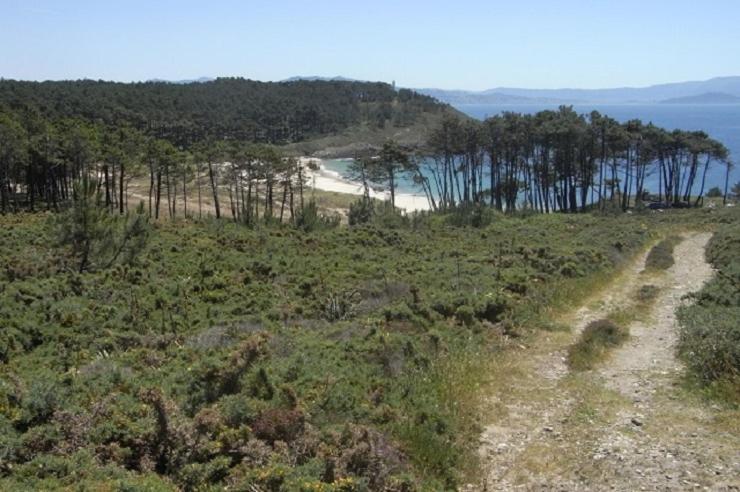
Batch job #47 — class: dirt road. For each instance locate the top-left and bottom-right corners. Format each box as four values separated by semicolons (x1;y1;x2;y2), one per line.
469;232;740;491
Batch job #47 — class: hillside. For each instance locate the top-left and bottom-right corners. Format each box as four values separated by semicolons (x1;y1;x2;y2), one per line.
0;206;730;491
0;78;453;149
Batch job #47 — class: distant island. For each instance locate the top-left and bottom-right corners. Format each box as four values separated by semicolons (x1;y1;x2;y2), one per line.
660;91;740;104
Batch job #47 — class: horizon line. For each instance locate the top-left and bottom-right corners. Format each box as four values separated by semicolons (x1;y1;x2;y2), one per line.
1;74;739;92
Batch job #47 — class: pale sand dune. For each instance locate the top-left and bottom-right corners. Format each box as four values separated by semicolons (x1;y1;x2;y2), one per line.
299;157;431;212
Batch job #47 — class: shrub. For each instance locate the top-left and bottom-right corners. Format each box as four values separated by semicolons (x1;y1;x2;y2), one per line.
454;304;475;327
706;186;723;198
348;198;374;226
444;204;498;228
644;236;681;271
20;381;61;427
677;304;740;387
295;201;341;232
323;289;361;321
568;319;629;370
252;408;305;443
635;284;660;303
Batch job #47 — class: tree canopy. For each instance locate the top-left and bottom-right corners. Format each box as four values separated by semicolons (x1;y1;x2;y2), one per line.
0;79;446;147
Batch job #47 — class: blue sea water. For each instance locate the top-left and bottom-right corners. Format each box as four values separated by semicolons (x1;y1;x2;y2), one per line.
324;103;740;196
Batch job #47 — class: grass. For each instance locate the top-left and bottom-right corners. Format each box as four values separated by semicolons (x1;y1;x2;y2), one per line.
567;319;630;371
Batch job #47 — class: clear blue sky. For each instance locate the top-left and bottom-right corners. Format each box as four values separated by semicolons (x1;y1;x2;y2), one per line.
2;0;739;90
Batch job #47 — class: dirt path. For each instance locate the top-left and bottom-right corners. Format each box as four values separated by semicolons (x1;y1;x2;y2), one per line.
468;232;740;491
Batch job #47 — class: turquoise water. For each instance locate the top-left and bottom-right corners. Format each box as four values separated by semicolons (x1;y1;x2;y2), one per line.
324;103;740;195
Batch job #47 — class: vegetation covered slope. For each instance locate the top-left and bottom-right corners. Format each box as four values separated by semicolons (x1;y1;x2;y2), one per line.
0;79;450;147
678;217;740;402
0;207;728;490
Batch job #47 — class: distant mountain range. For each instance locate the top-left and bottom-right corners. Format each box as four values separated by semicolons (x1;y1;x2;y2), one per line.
146;77;215;84
280;76;359;83
415;76;740;105
146;76;362;84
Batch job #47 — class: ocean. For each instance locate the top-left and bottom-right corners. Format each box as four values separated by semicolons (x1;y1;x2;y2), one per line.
324;103;740;195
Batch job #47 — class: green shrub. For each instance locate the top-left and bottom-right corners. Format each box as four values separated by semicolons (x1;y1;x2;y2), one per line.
444;204;499;228
295;200;341;232
677;304;740;386
706;186;723;198
568;319;629;370
644;236;681;271
348;198;374;225
20;381;61;427
454;304;475;327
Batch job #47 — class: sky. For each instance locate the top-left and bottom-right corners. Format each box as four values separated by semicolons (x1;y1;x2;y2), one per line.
2;0;740;91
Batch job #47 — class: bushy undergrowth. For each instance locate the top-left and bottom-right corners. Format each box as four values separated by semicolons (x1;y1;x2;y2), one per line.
644;235;682;271
567;319;629;370
677;216;740;403
0;207;729;489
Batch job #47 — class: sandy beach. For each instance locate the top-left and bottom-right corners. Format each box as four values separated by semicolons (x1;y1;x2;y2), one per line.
299;157;431;212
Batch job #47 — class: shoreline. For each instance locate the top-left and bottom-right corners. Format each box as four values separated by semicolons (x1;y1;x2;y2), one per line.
298;157;431;212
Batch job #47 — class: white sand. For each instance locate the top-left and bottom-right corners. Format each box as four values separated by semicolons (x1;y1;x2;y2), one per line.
299;157;431;212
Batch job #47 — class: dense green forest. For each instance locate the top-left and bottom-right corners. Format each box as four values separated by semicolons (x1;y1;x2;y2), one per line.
0;79;445;146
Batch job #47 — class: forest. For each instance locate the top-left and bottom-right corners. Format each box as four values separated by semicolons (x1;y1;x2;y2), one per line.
0;78;444;146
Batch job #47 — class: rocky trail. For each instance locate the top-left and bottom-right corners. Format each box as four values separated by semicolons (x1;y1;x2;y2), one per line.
468;232;740;491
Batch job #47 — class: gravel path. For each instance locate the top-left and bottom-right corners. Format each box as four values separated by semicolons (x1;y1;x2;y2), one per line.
468;232;740;491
